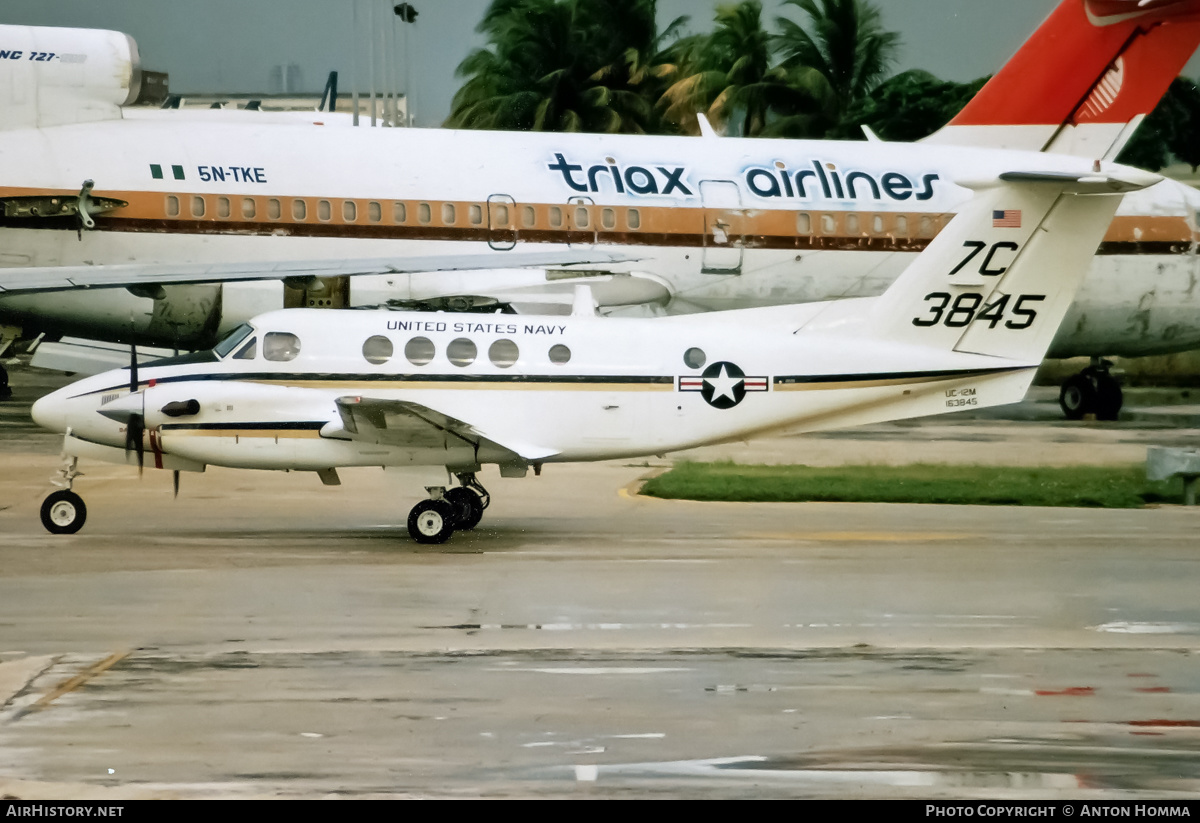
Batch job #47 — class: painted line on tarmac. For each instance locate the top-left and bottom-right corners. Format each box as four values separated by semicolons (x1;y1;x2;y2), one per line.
8;650;130;722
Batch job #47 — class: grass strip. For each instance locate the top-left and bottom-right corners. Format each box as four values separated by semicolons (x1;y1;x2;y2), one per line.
640;462;1181;508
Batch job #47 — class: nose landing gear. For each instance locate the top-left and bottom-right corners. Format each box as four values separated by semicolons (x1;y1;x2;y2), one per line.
41;451;87;534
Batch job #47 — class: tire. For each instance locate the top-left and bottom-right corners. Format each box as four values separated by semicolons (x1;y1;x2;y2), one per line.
40;490;87;535
1059;373;1095;420
1093;373;1123;421
407;499;455;544
445;487;484;531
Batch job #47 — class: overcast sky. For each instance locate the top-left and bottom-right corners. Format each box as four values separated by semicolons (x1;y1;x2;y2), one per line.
3;1;1198;126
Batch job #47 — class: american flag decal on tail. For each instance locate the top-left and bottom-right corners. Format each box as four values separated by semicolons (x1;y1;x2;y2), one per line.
993;209;1022;228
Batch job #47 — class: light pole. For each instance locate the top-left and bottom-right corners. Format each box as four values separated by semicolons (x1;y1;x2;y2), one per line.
394;3;417;127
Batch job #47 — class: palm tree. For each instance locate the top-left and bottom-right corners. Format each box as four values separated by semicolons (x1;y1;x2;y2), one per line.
659;1;829;137
445;0;685;134
775;0;900;131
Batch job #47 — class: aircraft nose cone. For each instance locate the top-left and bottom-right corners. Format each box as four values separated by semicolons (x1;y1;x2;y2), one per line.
31;391;67;434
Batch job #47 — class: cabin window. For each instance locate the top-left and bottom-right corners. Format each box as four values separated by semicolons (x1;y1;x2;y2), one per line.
683;347;706;369
468;204;483;225
393;202;406;223
549;206;563;228
626;208;641;230
442;203;456;224
405;336;435;366
821;214;836;234
894;215;908;236
522;206;536;227
845;214;859;234
263;332;301;362
488;339;519;368
549;344;571;365
447;337;477;367
418;202;432;224
217;197;231;219
267;199;282;220
368;201;382;222
574;206;590;229
493;204;509;226
292;199;307;221
362;335;393;365
233;338;257;360
165;196;180;217
919;215;935;237
242;197;257;219
601;208;615;230
872;214;885;235
191;196;206;218
317;200;332;222
343;200;357;222
796;212;811;234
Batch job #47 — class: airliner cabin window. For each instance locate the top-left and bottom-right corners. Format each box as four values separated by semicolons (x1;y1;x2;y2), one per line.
549;207;563;228
488;339;519;368
362;335;393;365
627;208;641;230
522;206;536;227
263;332;301;362
601;208;616;230
268;199;282;220
318;200;332;222
191;196;206;218
292;199;307;221
242;198;257;219
165;196;180;217
796;212;811;234
447;338;477;367
344;200;357;222
469;204;484;225
217;197;231;219
549;344;571;365
684;347;706;369
442;203;457;224
394;202;406;223
405;336;435;366
368;201;382;222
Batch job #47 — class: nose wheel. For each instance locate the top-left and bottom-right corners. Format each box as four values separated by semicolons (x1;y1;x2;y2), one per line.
40;490;87;535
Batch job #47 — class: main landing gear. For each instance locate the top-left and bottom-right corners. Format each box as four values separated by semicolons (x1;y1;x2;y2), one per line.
1059;357;1123;421
407;472;491;544
40;452;87;534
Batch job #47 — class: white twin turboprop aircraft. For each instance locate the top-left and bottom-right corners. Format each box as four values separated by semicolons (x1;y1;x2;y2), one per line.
30;159;1158;543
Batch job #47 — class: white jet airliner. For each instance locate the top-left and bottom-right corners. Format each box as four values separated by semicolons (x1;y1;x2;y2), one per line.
29;157;1158;542
1;0;1199;421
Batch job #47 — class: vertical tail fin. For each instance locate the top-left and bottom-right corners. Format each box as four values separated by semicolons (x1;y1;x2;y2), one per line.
923;0;1200;159
868;162;1161;363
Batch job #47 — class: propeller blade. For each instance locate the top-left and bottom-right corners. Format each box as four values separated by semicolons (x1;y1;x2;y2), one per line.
125;413;145;475
172;470;180;499
129;342;139;393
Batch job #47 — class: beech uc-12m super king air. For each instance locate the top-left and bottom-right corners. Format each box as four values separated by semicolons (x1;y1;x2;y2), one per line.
1;0;1200;420
30;159;1159;542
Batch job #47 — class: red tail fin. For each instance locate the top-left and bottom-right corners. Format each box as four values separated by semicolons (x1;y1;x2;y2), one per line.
925;0;1200;156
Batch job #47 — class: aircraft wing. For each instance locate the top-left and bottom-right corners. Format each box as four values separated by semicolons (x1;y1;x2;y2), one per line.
0;250;641;294
330;395;560;463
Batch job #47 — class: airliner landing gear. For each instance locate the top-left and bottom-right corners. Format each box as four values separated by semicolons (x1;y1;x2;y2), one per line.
406;474;492;544
447;473;489;531
408;496;455;544
1059;358;1123;421
41;452;87;534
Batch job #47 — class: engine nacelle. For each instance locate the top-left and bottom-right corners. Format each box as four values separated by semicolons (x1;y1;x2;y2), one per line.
0;24;142;130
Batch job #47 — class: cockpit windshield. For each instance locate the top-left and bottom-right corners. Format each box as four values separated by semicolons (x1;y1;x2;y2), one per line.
213;323;255;359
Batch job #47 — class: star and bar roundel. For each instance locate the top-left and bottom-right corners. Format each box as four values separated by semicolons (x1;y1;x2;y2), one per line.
678;361;768;409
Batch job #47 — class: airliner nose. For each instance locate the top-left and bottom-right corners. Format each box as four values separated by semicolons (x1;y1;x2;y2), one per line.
31;390;67;434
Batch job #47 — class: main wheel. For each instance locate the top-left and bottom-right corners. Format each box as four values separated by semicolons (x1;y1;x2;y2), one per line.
1059;373;1096;420
40;490;87;535
1093;373;1123;421
407;499;455;544
445;487;484;531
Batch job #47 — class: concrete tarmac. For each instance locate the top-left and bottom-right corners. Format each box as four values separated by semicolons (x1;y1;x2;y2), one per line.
1;365;1200;799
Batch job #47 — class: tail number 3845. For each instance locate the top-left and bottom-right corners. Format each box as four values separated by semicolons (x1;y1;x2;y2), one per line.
912;292;1045;329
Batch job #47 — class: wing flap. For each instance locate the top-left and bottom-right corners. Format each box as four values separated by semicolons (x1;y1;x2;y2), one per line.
333;396;559;462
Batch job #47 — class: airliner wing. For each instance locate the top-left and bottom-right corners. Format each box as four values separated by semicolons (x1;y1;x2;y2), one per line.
329;395;559;463
0;250;641;294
